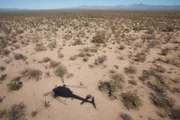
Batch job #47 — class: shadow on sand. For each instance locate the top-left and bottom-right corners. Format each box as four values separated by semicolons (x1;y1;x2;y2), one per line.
53;85;97;109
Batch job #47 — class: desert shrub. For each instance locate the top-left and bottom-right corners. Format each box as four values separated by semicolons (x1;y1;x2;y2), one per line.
139;67;162;81
72;39;83;45
161;48;169;56
63;34;72;40
162;26;174;32
146;28;154;34
14;53;27;60
31;110;38;117
170;108;180;119
0;66;6;71
49;60;60;68
99;74;124;98
150;93;174;109
77;51;86;57
154;65;166;73
133;52;146;62
94;55;107;65
58;53;64;58
128;80;137;85
83;57;88;62
0;37;7;49
121;92;142;110
120;113;133;120
35;43;46;52
48;41;57;50
119;44;126;50
69;55;77;60
0;109;7;119
54;65;67;78
92;31;106;43
170;77;179;83
28;69;42;80
7;76;22;91
83;47;98;53
7;102;26;120
124;66;136;74
3;49;11;56
42;57;51;63
148;40;159;48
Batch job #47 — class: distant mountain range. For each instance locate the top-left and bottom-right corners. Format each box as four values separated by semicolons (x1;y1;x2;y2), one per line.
0;4;180;11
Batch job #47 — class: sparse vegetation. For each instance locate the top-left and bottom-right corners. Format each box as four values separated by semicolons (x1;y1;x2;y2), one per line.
0;10;180;120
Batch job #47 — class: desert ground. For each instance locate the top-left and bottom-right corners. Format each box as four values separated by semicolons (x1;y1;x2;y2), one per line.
0;11;180;120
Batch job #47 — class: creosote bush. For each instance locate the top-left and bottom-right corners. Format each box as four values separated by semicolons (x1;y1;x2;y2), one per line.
7;102;26;120
121;92;142;110
35;43;46;52
14;53;27;60
49;60;60;68
28;69;42;80
42;57;51;63
48;40;57;50
7;76;22;91
54;65;67;78
94;55;107;65
92;31;106;43
124;65;137;74
99;74;124;98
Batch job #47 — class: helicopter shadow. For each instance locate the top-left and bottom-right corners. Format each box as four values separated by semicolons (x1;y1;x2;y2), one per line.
53;85;97;109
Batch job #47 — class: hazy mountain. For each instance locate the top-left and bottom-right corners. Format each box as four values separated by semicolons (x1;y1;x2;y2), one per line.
0;4;180;11
71;4;180;10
